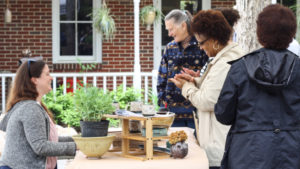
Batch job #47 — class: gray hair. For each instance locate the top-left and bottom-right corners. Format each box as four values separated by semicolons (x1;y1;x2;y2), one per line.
165;9;193;35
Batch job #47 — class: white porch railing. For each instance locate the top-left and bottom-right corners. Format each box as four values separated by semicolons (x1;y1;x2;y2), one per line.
0;70;158;113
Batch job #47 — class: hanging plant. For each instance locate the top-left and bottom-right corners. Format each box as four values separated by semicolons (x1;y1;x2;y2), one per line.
88;1;116;40
140;5;163;30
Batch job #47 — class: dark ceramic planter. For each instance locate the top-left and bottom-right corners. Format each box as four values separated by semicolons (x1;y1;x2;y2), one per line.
80;120;109;137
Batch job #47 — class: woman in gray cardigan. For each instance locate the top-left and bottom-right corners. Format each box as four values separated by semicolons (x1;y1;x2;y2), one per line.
0;59;76;169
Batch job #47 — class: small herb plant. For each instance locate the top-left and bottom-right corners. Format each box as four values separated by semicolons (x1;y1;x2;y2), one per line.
148;88;159;111
74;86;115;121
110;85;143;109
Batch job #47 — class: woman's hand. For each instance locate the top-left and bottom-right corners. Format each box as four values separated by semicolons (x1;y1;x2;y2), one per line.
182;67;200;77
169;77;188;89
175;73;195;84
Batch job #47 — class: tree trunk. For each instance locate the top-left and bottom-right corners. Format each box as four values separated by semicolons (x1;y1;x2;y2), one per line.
235;0;272;53
296;0;300;42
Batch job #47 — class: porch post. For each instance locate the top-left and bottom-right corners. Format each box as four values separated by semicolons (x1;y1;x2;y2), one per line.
133;0;141;92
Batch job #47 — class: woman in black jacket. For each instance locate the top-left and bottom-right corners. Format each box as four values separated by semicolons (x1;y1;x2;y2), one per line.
215;4;300;169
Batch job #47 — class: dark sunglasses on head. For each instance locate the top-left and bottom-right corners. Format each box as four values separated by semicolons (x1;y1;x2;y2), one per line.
18;56;43;77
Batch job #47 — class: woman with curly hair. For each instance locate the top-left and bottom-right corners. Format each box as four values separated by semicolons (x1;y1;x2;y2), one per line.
170;10;245;169
215;7;240;42
215;4;299;169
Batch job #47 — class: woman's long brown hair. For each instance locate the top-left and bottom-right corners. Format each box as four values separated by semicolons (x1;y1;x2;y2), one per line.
6;60;54;121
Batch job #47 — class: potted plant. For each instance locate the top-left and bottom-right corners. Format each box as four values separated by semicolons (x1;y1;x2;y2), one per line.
169;130;188;159
140;5;163;30
74;86;115;137
89;1;116;40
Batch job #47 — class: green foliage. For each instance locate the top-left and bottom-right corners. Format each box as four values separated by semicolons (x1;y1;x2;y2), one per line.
76;58;97;72
88;3;116;40
74;86;115;121
110;85;143;109
107;118;120;128
148;88;159;111
140;5;164;25
43;86;81;127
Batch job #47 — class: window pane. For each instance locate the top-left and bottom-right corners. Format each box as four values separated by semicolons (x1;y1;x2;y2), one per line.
78;24;93;55
78;0;93;21
60;23;75;55
60;0;75;21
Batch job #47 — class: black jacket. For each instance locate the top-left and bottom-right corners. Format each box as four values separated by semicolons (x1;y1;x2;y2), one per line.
215;48;300;169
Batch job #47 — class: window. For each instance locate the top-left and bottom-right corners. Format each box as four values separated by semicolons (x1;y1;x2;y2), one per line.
52;0;101;63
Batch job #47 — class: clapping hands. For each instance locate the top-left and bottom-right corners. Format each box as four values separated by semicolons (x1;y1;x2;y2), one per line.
169;68;199;89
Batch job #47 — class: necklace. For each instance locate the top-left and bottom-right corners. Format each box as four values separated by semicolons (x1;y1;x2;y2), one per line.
182;35;192;49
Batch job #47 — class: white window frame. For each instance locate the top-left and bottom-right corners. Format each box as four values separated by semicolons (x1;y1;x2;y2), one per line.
52;0;102;63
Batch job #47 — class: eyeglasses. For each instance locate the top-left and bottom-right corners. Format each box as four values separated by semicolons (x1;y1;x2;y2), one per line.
19;56;43;77
198;39;209;47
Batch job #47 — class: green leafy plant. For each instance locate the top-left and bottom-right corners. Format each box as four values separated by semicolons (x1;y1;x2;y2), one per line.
110;85;143;109
107;118;120;127
43;86;81;127
148;88;159;111
74;86;115;121
140;5;163;30
89;2;116;40
76;58;97;72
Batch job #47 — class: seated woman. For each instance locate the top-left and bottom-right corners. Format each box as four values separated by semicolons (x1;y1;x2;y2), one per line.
215;4;300;169
170;10;245;169
0;58;76;169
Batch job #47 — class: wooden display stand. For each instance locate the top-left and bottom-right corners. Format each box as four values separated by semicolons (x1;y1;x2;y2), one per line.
104;114;170;161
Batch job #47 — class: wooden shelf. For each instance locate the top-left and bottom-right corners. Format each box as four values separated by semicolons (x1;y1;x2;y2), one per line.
104;114;170;160
123;133;169;141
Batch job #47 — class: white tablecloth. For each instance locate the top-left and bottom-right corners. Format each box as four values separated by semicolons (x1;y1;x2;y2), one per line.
65;127;208;169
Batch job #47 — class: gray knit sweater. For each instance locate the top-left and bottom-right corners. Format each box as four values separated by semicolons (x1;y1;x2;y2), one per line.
0;100;76;169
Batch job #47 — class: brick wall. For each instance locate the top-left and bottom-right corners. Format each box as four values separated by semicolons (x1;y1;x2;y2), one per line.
211;0;236;8
101;0;154;73
0;0;52;72
0;0;154;73
0;0;235;74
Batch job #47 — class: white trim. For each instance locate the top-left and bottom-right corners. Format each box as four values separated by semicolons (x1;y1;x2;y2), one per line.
202;0;211;10
153;0;161;70
52;0;102;64
133;0;141;91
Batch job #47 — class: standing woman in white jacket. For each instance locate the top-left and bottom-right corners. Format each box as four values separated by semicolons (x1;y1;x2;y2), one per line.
170;10;245;169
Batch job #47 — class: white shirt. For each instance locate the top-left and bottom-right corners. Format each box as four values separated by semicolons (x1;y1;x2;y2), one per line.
287;39;300;57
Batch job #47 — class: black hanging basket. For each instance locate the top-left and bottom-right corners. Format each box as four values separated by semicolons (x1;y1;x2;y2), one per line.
80;120;109;137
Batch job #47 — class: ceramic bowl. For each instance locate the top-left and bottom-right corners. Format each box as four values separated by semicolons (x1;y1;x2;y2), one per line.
72;135;115;158
142;105;156;116
152;112;175;128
